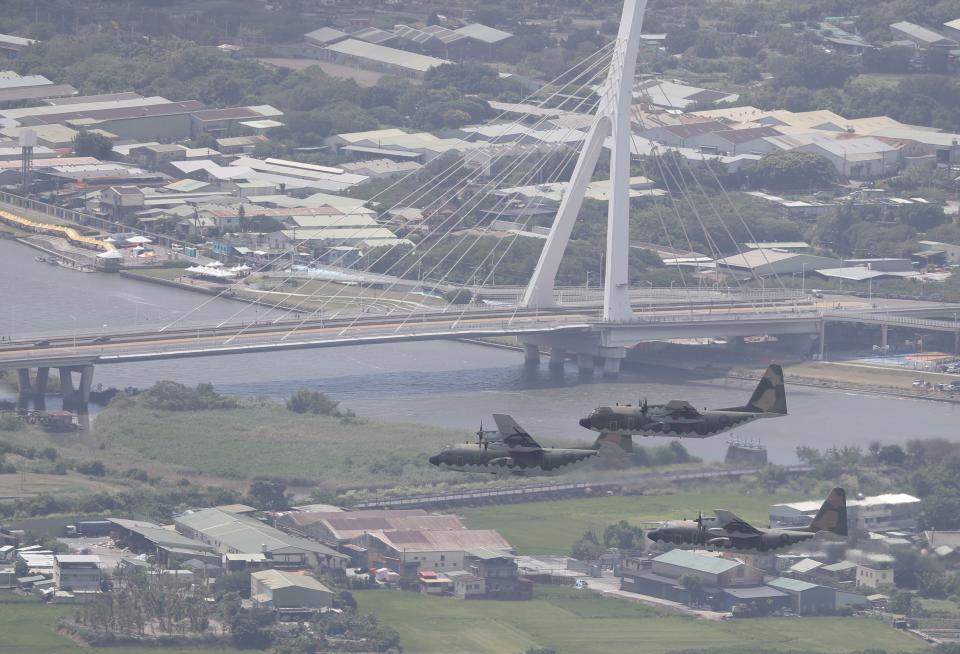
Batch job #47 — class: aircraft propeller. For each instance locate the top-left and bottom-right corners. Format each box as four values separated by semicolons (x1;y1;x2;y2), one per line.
476;420;489;452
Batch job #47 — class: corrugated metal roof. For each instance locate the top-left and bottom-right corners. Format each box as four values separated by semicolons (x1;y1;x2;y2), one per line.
176;508;347;559
454;23;513;44
325;39;449;73
768;576;822;592
653;549;741;574
252;568;332;592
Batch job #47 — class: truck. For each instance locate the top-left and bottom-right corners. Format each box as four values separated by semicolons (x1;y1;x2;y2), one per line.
64;520;112;538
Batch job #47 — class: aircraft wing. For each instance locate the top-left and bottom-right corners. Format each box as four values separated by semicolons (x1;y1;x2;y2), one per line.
664;400;701;418
713;510;762;534
492;414;541;449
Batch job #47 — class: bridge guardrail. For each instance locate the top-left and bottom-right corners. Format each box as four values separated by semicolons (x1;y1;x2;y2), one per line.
823;311;960;331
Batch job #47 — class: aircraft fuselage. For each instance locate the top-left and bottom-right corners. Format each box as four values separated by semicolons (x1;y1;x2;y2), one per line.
428;443;596;475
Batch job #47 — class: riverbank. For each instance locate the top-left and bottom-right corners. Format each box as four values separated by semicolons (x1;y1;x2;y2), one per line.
734;361;960;404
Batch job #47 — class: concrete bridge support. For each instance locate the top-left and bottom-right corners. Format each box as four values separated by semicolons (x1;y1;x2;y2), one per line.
16;368;31;395
35;367;49;397
881;324;888;351
549;347;567;371
577;354;595;376
523;343;541;366
59;365;94;410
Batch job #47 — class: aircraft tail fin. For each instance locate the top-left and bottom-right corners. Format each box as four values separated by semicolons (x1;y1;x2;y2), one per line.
807;487;847;537
492;414;540;448
591;432;633;453
723;364;787;414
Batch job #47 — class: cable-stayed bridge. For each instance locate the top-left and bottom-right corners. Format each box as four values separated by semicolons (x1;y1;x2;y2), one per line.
4;0;960;407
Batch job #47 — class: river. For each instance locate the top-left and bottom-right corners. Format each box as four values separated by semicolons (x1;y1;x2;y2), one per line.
2;238;957;464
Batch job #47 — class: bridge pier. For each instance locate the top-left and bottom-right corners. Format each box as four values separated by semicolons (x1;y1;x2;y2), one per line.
818;321;827;361
523;343;541;367
881;324;888;351
16;368;31;395
58;365;93;410
577;354;595;377
725;335;745;350
601;356;622;378
35;367;50;397
59;367;76;405
548;347;567;371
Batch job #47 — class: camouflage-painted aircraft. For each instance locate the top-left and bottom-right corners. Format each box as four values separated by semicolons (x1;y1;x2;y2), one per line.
646;487;847;551
428;414;630;475
578;364;788;439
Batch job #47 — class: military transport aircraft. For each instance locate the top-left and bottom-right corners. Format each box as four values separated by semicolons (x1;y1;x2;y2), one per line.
428;414;630;475
646;487;847;551
578;364;788;439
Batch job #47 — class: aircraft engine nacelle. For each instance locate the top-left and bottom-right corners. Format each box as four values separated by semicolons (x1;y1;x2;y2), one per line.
488;457;515;468
707;537;731;547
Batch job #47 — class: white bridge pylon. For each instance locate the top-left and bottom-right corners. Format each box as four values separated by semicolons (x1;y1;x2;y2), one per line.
522;0;648;322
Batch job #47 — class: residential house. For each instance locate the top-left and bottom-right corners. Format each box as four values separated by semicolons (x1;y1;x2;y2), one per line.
857;564;894;589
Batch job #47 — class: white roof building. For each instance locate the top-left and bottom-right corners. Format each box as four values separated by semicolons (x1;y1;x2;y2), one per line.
324;39;449;77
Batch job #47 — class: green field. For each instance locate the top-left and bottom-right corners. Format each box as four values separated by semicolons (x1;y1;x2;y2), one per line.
460;487;807;554
0;597;240;654
93;403;466;486
355;586;925;654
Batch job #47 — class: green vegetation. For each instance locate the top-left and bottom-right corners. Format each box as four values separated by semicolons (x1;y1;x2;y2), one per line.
460;487;806;554
354;586;924;654
93;400;455;487
0;597;241;654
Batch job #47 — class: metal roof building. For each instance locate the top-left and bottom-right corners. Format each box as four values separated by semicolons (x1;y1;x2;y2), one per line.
251;569;333;609
322;39;450;79
767;577;836;615
175;508;349;571
770;493;920;531
715;249;841;277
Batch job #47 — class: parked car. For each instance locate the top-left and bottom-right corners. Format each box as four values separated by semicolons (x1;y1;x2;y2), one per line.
32;340;50;347
92;336;111;344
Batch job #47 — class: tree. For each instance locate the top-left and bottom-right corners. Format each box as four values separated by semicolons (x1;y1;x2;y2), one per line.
571;531;604;561
901;204;948;231
230;609;273;649
73;131;113;158
14;559;29;577
878;445;907;466
754;151;837;190
248;479;288;510
603;521;644;550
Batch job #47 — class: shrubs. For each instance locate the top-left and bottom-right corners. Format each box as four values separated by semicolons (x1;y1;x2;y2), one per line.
287;389;340;416
0;415;22;431
138;381;239;411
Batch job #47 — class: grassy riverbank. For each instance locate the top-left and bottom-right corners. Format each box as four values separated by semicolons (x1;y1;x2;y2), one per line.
93;401;463;487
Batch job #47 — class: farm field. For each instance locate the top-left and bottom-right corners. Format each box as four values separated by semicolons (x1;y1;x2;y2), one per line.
459;487;809;554
355;586;925;654
0;598;240;654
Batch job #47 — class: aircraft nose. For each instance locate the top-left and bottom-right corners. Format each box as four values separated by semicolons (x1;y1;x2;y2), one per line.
647;529;660;542
428;455;440;466
579;417;592;429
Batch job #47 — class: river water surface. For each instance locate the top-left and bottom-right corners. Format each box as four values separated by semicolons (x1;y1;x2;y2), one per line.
2;239;957;464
